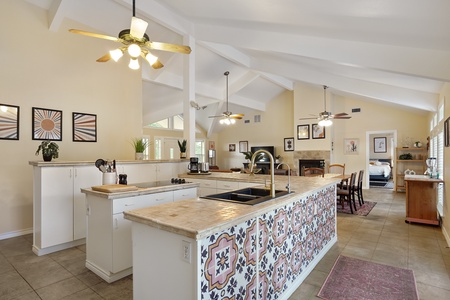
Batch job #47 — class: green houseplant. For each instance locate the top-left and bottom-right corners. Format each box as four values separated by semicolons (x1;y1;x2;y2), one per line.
132;138;148;160
35;140;59;162
178;139;187;158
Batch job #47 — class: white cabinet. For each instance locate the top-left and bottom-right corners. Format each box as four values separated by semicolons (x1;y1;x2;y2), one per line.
33;165;101;256
86;188;194;283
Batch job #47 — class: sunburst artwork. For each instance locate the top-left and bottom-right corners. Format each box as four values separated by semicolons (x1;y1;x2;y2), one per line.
73;112;97;142
32;107;62;141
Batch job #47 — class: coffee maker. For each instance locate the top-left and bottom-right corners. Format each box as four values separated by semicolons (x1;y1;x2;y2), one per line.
188;157;199;173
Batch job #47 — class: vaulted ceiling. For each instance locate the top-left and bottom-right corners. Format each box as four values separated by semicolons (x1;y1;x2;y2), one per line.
28;0;449;135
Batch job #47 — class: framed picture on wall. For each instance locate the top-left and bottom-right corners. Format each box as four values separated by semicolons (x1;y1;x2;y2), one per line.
32;107;62;141
374;137;387;153
445;117;450;147
239;141;248;153
284;137;294;151
312;124;325;139
0;104;20;140
229;144;236;152
297;124;310;140
344;138;359;155
73;112;97;142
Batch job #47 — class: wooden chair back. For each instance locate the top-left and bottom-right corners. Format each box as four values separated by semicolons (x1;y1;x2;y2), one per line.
328;163;345;175
303;167;325;177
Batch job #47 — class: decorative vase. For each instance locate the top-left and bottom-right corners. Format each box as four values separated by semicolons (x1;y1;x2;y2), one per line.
180;152;187;158
43;154;52;162
135;152;144;160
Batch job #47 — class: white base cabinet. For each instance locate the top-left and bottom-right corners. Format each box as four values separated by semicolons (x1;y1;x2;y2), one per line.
85;188;196;283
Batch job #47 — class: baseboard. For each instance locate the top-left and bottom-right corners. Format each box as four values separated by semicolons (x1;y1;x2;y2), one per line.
442;225;450;248
0;228;33;240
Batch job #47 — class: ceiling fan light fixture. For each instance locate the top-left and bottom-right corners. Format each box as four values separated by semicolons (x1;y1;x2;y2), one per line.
127;43;141;58
128;58;140;70
318;119;332;127
145;52;158;65
130;17;148;39
109;48;123;62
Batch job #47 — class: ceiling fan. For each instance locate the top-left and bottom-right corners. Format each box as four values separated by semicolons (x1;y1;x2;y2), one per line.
68;0;191;70
209;71;244;125
299;85;351;126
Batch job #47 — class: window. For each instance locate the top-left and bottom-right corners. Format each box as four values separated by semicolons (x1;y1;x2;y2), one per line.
154;138;162;159
430;103;445;216
195;140;206;163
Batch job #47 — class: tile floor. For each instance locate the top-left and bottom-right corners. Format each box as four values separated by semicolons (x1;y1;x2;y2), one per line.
1;188;450;299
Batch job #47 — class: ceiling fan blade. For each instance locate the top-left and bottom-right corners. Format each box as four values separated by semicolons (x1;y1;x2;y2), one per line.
130;17;148;39
208;115;224;118
96;53;111;62
145;41;192;54
69;29;120;42
299;117;319;120
230;113;244;117
230;116;243;120
333;112;348;117
151;60;164;69
333;116;352;119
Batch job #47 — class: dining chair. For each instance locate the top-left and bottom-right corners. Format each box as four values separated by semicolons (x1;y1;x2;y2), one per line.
328;163;345;175
353;170;365;206
337;172;357;213
303;167;325;177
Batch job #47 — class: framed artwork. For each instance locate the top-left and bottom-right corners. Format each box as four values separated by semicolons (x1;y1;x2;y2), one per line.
297;124;310;140
445;117;450;147
0;104;20;140
229;144;236;152
239;141;248;153
344;138;359;155
284;137;294;151
73;112;97;142
312;124;325;139
374;137;387;153
32;107;62;141
209;141;215;150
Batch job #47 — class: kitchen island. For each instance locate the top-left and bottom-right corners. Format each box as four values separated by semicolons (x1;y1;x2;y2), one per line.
124;173;339;300
81;180;198;283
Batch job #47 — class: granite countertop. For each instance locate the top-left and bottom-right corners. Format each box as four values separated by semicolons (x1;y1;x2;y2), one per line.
404;174;444;183
124;175;340;240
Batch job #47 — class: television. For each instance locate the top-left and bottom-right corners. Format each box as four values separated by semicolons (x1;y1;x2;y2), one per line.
250;146;275;163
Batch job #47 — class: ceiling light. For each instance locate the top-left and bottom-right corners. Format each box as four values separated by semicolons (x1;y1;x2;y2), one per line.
130;17;148;39
145;52;158;65
318;119;332;127
127;43;141;58
109;48;123;62
128;58;140;70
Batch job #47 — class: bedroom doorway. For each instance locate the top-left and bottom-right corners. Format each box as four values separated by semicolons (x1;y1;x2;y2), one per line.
365;130;397;189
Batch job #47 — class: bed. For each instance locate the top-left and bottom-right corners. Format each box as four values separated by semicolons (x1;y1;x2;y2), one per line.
369;159;392;182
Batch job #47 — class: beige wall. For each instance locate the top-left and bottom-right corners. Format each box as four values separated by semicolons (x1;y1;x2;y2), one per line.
0;1;143;237
440;83;450;245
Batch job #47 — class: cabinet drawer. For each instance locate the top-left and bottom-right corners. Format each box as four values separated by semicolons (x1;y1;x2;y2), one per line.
113;192;173;214
216;180;239;190
173;188;197;201
198;180;217;189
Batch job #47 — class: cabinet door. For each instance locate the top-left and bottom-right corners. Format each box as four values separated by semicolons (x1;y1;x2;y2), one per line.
112;213;132;273
41;167;73;248
73;166;102;240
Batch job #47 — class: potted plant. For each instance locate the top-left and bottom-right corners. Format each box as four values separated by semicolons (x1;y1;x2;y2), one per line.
35;140;59;162
178;139;187;158
132;138;148;160
243;151;264;171
275;155;281;163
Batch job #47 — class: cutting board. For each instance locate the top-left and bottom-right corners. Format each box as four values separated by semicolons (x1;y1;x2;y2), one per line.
91;184;138;193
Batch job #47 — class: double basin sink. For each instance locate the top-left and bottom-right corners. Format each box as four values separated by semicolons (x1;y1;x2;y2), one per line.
201;187;290;206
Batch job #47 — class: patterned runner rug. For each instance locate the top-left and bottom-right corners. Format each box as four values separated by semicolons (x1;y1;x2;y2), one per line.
318;255;419;300
337;200;376;216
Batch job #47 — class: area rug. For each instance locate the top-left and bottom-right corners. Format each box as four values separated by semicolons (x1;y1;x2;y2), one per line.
318;255;419;300
337;201;376;216
370;180;394;189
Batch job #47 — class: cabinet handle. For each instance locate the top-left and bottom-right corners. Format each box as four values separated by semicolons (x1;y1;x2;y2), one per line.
114;218;118;229
69;169;72;178
125;203;134;207
155;198;165;201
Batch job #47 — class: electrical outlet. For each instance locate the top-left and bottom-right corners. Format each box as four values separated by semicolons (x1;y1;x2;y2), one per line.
182;240;191;263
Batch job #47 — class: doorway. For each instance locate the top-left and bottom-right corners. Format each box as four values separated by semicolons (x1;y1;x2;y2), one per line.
365;130;397;189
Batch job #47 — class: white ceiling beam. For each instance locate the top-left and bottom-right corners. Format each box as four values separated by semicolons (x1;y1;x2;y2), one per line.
194;23;450;83
258;71;294;90
47;0;65;32
199;41;252;68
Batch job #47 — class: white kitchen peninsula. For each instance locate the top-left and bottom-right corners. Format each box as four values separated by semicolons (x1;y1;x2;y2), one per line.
29;159;188;256
124;174;339;300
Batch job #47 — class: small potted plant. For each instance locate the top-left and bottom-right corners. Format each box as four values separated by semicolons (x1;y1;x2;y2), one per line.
178;139;187;158
275;155;281;163
132;138;148;160
35;140;59;162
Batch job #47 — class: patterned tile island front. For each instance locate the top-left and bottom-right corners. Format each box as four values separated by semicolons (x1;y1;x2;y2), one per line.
124;174;339;300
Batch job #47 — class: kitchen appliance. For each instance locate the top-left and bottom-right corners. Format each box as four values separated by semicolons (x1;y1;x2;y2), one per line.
425;157;437;177
199;162;209;173
188;157;199;173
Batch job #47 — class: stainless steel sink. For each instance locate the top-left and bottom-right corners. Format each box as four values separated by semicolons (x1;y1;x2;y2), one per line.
201;187;291;205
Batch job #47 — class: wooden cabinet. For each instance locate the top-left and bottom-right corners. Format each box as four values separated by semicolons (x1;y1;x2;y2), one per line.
394;147;426;192
32;165;101;256
405;176;443;225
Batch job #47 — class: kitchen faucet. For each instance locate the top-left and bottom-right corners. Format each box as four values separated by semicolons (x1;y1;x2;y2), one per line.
276;163;291;193
250;150;275;198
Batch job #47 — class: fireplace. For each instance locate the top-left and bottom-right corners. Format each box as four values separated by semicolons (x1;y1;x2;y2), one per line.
299;159;325;176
